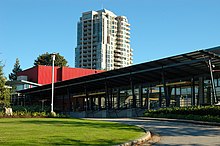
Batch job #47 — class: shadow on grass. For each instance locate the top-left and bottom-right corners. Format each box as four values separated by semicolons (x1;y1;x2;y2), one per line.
49;138;118;146
17;118;144;133
4;138;118;146
33;136;118;146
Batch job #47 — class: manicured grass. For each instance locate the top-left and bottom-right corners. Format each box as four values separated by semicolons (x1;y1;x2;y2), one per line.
0;118;144;145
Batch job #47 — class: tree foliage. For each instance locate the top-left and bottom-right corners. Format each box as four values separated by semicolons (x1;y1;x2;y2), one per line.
9;58;22;81
0;62;11;107
34;52;68;67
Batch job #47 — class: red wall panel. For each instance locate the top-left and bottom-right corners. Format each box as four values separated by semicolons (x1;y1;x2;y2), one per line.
61;67;104;81
38;66;59;85
17;66;38;83
17;65;105;85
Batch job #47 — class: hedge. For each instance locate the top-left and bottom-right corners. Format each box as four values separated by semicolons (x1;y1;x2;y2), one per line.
144;106;220;123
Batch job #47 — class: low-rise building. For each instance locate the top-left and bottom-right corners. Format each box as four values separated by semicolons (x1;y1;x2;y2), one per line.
6;65;104;106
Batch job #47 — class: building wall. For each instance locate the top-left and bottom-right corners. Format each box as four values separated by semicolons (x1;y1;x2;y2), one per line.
17;66;39;83
38;66;59;85
59;67;104;81
17;65;104;85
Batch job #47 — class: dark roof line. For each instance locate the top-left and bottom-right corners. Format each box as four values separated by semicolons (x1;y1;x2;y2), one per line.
19;46;220;94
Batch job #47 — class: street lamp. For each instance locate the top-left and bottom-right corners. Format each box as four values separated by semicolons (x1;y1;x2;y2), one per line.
51;53;56;113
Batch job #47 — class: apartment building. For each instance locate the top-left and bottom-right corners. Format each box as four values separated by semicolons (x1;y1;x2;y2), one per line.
75;9;133;70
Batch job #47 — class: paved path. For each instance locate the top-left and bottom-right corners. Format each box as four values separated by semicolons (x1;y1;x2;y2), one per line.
87;118;220;146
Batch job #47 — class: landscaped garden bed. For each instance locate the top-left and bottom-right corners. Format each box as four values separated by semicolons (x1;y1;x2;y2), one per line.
144;106;220;123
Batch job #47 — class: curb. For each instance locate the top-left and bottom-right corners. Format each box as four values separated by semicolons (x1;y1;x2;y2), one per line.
118;128;152;146
84;118;153;146
135;117;220;127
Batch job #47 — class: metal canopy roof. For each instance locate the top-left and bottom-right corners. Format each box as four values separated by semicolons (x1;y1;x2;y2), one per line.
19;46;220;95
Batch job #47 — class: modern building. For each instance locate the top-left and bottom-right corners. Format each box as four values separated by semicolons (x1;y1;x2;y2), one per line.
15;65;104;85
19;46;220;117
75;9;133;71
6;65;104;106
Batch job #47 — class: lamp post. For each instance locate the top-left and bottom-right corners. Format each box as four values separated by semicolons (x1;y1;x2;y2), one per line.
51;53;56;113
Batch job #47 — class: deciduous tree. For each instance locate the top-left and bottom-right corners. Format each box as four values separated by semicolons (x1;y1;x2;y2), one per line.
34;52;68;67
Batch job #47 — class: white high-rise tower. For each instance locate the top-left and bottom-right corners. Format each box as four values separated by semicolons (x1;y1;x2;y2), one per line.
75;9;133;70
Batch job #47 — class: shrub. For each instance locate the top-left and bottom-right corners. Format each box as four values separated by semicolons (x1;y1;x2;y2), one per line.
0;105;69;118
12;105;50;112
144;106;220;123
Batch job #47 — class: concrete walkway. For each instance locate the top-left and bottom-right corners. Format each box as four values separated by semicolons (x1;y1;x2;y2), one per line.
87;118;220;146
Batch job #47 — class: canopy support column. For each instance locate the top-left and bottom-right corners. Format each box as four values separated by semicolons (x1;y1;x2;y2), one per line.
139;85;143;107
192;77;196;106
198;77;204;105
130;76;136;108
159;87;162;107
208;59;217;104
105;81;109;110
162;67;170;107
84;86;89;111
117;88;120;109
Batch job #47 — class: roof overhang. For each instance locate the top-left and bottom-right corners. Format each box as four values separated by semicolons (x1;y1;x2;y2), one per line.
6;80;42;86
19;46;220;95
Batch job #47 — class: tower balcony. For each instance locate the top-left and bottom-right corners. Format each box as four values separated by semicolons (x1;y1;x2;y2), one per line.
116;41;123;45
114;62;122;66
125;40;130;43
126;35;130;39
114;53;122;57
126;27;130;31
126;31;130;35
114;48;123;53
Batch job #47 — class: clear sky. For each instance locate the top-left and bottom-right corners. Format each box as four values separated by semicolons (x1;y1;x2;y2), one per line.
0;0;220;78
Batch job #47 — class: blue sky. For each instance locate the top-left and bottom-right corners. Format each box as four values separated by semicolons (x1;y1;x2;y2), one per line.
0;0;220;78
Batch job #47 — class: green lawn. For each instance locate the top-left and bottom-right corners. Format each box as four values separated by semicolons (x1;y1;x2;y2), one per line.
0;118;144;146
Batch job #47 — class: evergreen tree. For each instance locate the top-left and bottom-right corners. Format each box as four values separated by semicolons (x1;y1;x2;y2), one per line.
0;62;11;107
34;52;68;67
9;58;22;81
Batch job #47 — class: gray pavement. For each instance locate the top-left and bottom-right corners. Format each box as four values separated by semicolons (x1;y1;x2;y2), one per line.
87;118;220;146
